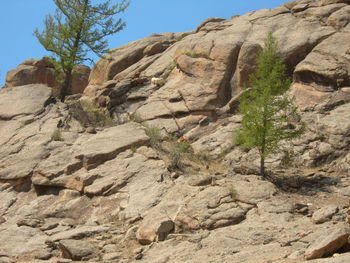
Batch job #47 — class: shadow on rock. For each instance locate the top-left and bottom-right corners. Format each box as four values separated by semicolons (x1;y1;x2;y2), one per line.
267;171;340;195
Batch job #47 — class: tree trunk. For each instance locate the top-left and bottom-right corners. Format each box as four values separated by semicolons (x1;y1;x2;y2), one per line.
60;69;72;102
59;0;88;102
261;112;267;176
260;156;265;176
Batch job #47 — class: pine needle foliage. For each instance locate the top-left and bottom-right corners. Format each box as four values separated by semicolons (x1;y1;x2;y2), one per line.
234;32;305;176
34;0;129;100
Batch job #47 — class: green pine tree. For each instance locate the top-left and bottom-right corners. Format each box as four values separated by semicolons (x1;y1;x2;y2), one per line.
34;0;129;101
234;32;305;176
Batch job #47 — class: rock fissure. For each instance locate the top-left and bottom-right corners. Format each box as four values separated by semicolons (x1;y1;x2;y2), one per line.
219;43;243;107
208;39;216;57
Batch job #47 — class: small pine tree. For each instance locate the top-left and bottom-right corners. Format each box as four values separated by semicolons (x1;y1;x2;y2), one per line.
234;32;305;176
34;0;129;101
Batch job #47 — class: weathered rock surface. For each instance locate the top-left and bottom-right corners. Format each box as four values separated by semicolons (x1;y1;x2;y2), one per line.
58;239;97;260
0;84;52;120
1;0;350;262
294;32;350;92
4;58;59;90
304;224;350;260
32;122;150;189
4;58;90;96
88;33;176;85
312;205;339;224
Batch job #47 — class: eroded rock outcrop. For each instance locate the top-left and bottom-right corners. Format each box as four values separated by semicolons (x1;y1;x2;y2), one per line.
81;0;350;138
1;0;350;262
4;58;90;96
4;58;59;90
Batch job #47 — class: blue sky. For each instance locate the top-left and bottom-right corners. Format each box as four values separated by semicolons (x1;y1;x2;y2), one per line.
0;0;288;86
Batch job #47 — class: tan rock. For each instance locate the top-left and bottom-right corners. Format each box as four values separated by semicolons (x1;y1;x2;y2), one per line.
291;83;331;110
322;0;350;5
296;3;346;21
188;173;212;186
234;42;261;91
191;121;239;158
49;225;111;242
317;103;350;150
348;199;350;224
304;224;350;259
16;217;44;228
196;17;226;32
312;205;339;224
2;1;350;262
136;216;174;245
327;5;350;29
0;84;52;120
5;58;90;96
59;239;97;260
0;223;48;258
88;33;175;85
4;58;58;89
294;32;350;91
292;3;309;13
174;186;249;231
70;65;90;95
0;85;60;181
307;253;350;263
176;115;204;134
143;42;171;57
143;118;179;134
135;101;171;121
85;126;96;134
33;122;150;187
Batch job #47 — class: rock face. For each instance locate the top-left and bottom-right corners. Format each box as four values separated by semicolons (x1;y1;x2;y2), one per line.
1;0;350;262
81;0;350;137
304;225;350;260
58;239;97;260
312;205;339;224
4;57;91;96
0;84;52;120
4;58;59;90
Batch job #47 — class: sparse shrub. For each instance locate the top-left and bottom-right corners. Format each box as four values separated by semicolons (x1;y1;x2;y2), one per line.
229;188;237;201
167;61;177;71
169;149;182;170
51;129;63;141
176;140;193;154
219;147;233;159
145;125;162;149
196;150;211;163
174;35;185;42
166;135;195;170
130;145;137;153
280;149;296;167
167;134;178;142
185;50;199;58
80;101;114;126
68;100;114;127
162;61;177;80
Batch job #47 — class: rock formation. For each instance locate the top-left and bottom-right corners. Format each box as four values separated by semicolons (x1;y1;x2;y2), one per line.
0;0;350;262
4;57;90;97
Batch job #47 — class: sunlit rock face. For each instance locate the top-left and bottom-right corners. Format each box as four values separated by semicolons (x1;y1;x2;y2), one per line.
1;0;350;262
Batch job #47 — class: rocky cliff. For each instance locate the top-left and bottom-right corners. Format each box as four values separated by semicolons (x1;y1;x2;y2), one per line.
0;0;350;262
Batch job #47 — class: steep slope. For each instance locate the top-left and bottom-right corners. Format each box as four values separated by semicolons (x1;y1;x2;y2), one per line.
0;0;350;262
